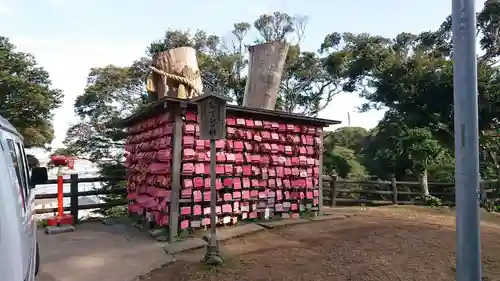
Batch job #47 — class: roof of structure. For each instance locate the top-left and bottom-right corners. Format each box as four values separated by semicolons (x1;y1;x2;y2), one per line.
122;96;341;128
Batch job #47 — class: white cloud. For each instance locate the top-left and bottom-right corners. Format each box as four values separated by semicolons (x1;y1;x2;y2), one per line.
0;0;14;15
318;94;386;131
0;4;11;14
11;37;148;149
48;0;65;5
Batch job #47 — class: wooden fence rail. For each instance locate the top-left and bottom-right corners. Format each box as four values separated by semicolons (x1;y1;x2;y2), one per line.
34;174;126;224
321;175;499;207
34;174;500;224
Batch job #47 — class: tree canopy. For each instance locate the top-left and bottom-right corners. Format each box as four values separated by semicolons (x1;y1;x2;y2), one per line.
43;3;500;209
0;36;63;147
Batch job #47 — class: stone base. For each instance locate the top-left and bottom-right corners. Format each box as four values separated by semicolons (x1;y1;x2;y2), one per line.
45;225;75;235
202;245;224;266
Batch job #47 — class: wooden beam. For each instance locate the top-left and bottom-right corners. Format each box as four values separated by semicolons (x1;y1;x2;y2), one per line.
318;130;324;214
168;102;183;242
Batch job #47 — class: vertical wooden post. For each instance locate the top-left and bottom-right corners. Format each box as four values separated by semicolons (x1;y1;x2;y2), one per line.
330;175;337;207
391;176;398;205
56;168;64;217
70;173;79;224
169;102;183;243
318;131;324;214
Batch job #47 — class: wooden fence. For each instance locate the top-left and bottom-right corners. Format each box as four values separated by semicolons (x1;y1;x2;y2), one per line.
34;174;500;224
322;176;498;207
34;174;126;224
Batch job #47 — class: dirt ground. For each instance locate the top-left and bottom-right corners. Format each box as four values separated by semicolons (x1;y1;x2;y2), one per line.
141;206;500;281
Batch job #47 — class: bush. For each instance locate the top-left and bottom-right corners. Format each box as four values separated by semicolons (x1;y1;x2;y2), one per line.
422;195;443;207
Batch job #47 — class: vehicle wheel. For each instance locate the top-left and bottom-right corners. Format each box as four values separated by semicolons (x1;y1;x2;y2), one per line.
35;242;40;276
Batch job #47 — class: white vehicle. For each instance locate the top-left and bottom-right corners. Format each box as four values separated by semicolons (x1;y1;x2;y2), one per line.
0;116;47;281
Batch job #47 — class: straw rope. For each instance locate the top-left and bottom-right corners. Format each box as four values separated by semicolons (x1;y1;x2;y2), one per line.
149;66;201;95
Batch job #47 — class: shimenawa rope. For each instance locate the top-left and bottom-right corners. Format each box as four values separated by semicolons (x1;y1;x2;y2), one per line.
149;66;201;94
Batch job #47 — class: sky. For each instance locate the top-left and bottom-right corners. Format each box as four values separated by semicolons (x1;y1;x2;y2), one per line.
0;0;487;151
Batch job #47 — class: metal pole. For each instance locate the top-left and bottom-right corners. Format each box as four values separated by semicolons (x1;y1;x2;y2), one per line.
57;166;64;217
452;0;482;280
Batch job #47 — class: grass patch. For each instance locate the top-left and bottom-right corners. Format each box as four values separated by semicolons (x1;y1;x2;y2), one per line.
37;219;48;229
176;229;194;241
194;256;245;275
299;211;316;219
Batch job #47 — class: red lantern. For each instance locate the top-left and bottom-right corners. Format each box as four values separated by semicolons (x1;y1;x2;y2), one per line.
50;155;68;166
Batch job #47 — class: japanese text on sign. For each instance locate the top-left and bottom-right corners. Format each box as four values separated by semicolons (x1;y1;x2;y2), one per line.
208;99;218;137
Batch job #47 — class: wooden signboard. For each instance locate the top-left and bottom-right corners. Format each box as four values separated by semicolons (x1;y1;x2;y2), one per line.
192;93;232;140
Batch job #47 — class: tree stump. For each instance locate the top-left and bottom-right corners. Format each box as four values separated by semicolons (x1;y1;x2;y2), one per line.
148;47;203;100
243;42;289;110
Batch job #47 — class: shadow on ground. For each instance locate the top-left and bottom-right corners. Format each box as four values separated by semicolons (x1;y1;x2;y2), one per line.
37;221;171;281
142;207;500;281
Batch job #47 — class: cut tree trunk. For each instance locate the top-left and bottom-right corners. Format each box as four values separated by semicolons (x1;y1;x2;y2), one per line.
150;47;203;100
243;42;289;110
418;168;430;196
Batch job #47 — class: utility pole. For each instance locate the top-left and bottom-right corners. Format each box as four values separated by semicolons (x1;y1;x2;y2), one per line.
452;0;482;280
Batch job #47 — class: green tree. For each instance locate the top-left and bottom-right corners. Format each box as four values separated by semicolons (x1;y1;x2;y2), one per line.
0;36;63;147
398;127;446;196
252;13;342;116
327;126;368;154
360;117;413;181
149;28;248;104
359;113;451;185
64;25;255;216
61;59;149;215
323;127;368;179
148;12;339;115
321;1;500;182
148;12;342;116
323;146;367;179
65;12;419;216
